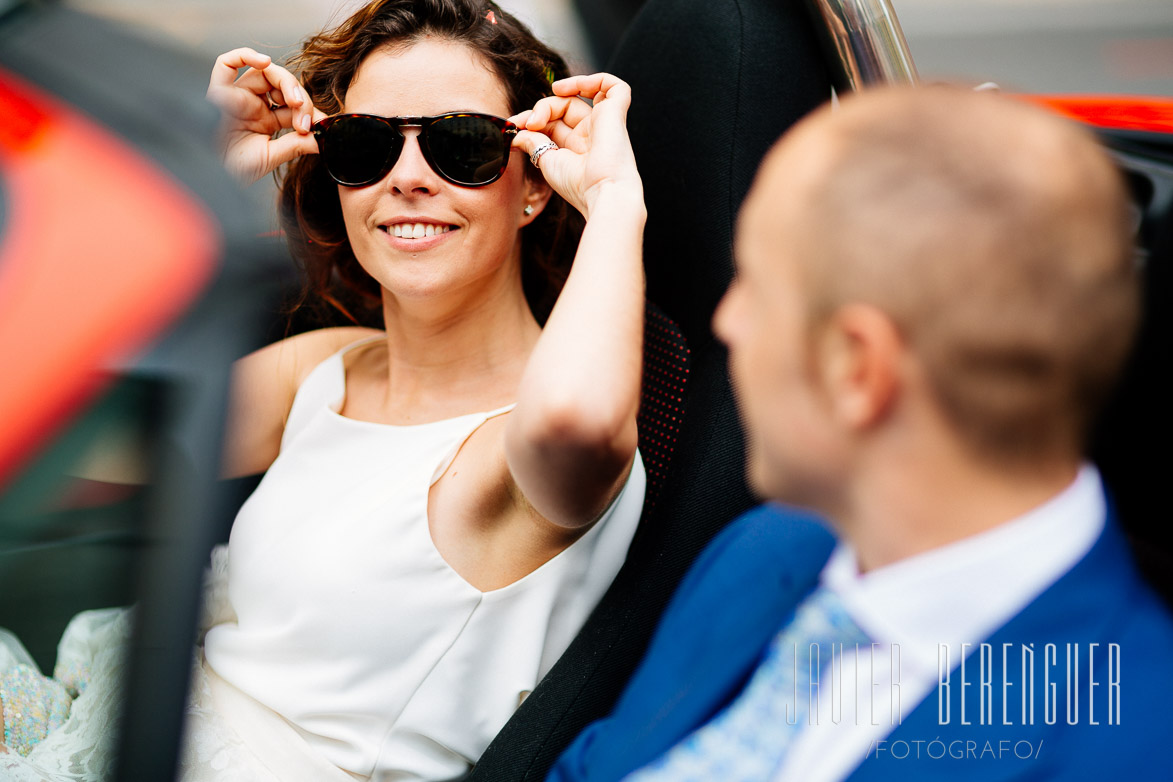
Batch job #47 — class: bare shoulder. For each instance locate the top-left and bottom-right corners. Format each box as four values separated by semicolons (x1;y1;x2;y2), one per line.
237;326;382;390
222;326;381;477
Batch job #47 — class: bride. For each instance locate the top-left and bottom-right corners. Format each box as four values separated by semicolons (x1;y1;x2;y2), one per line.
0;1;647;779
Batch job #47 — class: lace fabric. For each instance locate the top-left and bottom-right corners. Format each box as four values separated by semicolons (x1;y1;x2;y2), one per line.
0;608;130;782
175;545;285;782
0;545;275;782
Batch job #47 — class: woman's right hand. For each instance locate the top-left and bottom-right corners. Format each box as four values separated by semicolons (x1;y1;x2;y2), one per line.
206;48;326;184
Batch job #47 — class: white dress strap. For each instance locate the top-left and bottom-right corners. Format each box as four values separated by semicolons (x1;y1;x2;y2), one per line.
429;403;517;485
281;334;385;451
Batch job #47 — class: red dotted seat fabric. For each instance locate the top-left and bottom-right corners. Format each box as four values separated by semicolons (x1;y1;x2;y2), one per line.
637;302;691;512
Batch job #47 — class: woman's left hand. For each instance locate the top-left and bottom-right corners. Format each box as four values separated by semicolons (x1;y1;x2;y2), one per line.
509;73;642;219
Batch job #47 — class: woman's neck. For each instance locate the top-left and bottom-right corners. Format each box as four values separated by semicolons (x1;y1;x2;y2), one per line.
360;274;542;421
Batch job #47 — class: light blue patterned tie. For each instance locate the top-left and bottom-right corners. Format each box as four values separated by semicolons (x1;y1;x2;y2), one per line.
625;586;868;782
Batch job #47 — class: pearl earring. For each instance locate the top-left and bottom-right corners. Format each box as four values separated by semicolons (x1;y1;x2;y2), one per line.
523;205;534;216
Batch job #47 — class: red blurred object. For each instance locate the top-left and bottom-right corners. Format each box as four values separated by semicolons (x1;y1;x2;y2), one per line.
1020;94;1173;134
0;68;220;486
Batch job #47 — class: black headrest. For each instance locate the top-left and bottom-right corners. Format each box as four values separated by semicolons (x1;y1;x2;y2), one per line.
610;0;833;342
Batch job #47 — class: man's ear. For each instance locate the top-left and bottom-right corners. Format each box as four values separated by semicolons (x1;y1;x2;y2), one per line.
520;175;554;227
818;303;903;431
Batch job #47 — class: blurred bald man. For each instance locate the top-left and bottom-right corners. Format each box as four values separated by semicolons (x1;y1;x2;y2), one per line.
549;87;1173;782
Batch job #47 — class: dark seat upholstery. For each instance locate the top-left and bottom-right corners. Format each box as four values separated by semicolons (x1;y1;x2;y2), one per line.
1093;130;1173;605
466;1;833;778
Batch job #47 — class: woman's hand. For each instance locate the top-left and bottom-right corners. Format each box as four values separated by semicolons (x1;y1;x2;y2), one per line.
206;48;327;184
509;73;643;219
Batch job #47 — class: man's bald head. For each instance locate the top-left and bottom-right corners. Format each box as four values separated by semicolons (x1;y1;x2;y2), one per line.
747;87;1139;466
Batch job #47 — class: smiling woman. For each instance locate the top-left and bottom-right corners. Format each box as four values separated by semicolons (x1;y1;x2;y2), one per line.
329;40;546;314
0;1;647;780
279;0;586;328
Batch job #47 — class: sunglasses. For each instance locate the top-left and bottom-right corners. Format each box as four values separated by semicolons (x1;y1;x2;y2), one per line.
312;112;519;188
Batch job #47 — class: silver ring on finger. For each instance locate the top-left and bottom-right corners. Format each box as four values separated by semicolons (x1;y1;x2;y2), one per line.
530;141;558;168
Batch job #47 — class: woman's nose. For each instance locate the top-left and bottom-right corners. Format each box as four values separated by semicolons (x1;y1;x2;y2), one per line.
383;128;439;194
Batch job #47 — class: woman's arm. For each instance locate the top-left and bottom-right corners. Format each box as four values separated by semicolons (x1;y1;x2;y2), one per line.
504;74;646;529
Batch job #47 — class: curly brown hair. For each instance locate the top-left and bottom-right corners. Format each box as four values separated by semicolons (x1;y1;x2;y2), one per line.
279;0;581;325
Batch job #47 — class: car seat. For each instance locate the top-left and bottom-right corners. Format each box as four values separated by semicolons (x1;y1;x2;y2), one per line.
465;1;834;778
1090;125;1173;605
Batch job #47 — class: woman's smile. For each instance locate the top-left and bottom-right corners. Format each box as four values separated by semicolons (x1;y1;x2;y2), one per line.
383;222;453;240
378;217;458;251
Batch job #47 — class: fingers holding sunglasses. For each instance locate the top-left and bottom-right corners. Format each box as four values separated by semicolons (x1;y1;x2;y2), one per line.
513;128;587;212
209;49;287;118
522;74;640;218
230;63;317;133
552;74;633;147
270;105;328;132
513;129;562;165
553;73;633;110
208;47;321;183
511;96;593;150
532;74;634;156
208;47;272;91
217;128;315;185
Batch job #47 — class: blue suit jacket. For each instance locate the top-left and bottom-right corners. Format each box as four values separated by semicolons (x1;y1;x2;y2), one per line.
548;503;1173;780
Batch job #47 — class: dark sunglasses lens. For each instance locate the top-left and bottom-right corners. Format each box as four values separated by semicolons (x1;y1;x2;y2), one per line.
322;116;401;186
428;115;509;185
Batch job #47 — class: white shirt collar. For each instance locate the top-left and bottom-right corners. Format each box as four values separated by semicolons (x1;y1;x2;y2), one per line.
820;464;1105;665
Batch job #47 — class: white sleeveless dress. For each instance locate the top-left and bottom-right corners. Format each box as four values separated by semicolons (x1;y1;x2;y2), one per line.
0;337;645;782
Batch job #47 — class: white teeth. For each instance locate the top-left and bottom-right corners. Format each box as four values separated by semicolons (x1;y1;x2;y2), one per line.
389;222;450;239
